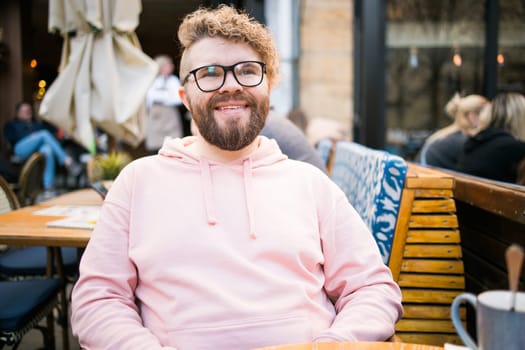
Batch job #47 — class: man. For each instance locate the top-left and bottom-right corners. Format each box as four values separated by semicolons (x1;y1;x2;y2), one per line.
71;5;402;349
145;54;185;154
261;110;328;172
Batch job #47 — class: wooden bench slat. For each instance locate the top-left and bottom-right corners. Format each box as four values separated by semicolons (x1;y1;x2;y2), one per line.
414;189;454;198
402;305;465;319
409;215;459;228
395;319;457;333
402;289;463;303
396;333;463;346
403;245;463;258
406;177;454;189
398;273;465;289
401;259;464;274
411;199;456;213
406;230;461;243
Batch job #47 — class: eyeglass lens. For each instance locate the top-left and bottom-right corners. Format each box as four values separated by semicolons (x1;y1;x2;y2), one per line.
194;61;264;92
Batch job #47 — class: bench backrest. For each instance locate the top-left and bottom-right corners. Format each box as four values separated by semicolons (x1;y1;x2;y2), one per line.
330;141;408;264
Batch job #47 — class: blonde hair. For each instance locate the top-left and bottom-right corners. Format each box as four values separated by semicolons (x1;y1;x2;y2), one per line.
445;93;488;120
444;93;489;135
489;92;525;141
177;5;279;87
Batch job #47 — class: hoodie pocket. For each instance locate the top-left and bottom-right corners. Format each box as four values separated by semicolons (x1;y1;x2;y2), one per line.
167;313;314;350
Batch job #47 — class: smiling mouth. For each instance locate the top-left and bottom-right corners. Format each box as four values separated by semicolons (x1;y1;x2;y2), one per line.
215;104;248;111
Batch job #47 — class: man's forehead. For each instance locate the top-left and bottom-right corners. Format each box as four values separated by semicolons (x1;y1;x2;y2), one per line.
185;37;260;67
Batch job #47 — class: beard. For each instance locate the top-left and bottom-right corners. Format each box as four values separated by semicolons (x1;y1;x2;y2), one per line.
189;91;269;151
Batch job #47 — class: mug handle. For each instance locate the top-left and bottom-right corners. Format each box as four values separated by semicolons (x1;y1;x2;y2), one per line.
451;293;478;350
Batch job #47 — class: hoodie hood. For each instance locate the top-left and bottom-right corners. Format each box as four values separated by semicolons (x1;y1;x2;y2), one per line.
158;135;287;168
158;136;288;238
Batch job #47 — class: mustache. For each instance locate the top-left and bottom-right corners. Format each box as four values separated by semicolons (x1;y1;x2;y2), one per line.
208;91;258;108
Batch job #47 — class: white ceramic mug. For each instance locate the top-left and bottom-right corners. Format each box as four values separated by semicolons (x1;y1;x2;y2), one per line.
451;290;525;350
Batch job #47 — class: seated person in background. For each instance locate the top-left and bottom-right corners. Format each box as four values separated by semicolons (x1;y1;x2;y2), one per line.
306;118;349;146
286;107;308;133
457;92;525;183
260;110;329;172
71;5;402;349
145;54;184;154
418;93;489;169
3;102;81;192
286;108;349;146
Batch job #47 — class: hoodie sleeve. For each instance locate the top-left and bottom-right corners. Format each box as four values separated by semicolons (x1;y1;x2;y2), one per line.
314;185;403;342
71;165;177;350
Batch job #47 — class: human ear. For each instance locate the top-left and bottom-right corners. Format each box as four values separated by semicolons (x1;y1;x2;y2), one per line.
179;87;190;111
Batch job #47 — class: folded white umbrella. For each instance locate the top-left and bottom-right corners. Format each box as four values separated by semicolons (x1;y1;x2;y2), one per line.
40;0;158;153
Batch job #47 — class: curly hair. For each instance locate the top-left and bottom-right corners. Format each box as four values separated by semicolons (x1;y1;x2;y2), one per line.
178;5;279;87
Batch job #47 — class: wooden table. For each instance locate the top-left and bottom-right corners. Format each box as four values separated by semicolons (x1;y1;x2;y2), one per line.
255;342;445;350
0;188;102;350
0;188;102;247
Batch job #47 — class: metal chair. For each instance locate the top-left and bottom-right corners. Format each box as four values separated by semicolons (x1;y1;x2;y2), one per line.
0;176;62;349
0;175;20;214
14;152;46;206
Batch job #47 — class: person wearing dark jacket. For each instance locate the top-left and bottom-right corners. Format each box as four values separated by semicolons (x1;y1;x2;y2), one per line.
3;102;81;192
456;92;525;183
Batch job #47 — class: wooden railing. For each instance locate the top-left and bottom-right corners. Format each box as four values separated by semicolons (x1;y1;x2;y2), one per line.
433;168;525;338
450;170;525;293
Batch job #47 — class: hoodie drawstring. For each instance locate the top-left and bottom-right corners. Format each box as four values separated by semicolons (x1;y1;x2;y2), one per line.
200;158;217;226
243;158;257;239
199;157;257;239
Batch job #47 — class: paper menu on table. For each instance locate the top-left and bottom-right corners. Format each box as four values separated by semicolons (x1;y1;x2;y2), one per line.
444;344;468;350
45;217;98;229
34;205;101;229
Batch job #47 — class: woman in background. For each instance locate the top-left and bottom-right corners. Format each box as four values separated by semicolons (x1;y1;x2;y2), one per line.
456;92;525;183
418;93;489;169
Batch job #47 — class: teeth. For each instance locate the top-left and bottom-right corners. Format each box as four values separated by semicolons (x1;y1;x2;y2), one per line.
219;106;242;110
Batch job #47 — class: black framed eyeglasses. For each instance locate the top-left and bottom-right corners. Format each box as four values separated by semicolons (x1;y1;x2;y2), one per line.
182;61;266;92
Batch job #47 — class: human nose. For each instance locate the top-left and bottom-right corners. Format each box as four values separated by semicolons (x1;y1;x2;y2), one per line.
218;70;242;92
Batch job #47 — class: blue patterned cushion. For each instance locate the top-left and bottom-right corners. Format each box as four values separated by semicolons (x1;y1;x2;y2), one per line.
316;139;333;167
330;141;407;264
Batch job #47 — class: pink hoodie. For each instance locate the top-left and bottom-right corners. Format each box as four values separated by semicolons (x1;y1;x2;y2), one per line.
71;136;402;350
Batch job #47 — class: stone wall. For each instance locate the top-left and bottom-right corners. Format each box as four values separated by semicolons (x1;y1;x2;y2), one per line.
299;0;353;136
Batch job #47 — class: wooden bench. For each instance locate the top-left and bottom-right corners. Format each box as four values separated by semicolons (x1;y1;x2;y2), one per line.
391;163;465;346
323;141;465;346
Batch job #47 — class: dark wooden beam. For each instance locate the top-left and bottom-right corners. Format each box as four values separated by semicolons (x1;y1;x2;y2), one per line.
483;0;499;99
355;0;386;149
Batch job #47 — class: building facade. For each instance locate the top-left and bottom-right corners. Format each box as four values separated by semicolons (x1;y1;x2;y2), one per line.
1;0;523;158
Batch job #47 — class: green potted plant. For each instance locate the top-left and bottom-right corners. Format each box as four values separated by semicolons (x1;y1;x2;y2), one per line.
88;151;132;183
